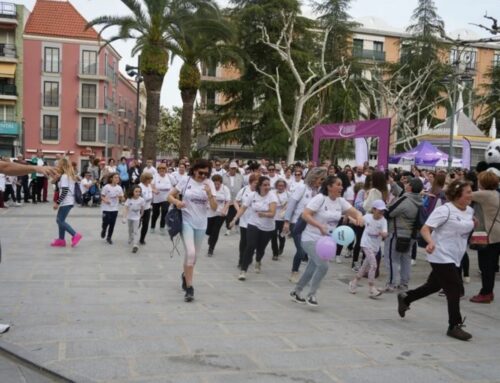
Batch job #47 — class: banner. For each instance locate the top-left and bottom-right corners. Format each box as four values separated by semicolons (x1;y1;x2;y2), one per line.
354;138;368;165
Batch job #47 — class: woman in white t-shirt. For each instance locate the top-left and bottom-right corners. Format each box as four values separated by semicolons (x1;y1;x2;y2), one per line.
168;159;217;302
52;158;82;248
290;175;363;306
233;173;259;269
100;173;124;244
151;164;173;234
271;179;289;260
231;176;277;281
399;179;474;341
139;172;154;245
206;174;230;256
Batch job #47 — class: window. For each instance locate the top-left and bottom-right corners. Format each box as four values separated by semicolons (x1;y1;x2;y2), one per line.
81;84;97;109
81;117;96;141
43;115;58;140
44;47;60;73
205;90;216;110
0;105;15;121
81;50;97;75
353;39;363;51
494;54;500;67
43;81;59;107
373;41;384;52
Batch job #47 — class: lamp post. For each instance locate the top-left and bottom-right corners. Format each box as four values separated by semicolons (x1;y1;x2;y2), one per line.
125;63;142;159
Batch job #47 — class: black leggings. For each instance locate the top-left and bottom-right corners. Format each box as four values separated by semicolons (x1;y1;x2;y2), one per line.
102;211;118;239
140;208;151;242
271;220;286;256
151;201;169;229
206;216;225;252
241;224;273;272
405;262;463;328
225;205;237;230
238;227;247;267
478;242;500;295
3;185;16;202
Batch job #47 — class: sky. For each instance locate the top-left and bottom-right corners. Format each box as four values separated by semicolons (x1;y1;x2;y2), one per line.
17;0;500;108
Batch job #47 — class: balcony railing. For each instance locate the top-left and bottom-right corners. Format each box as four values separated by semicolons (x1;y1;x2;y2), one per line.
0;83;16;96
104;97;115;113
353;48;386;62
0;43;15;58
106;64;116;84
0;2;16;18
80;62;97;75
76;96;97;110
0;120;19;135
98;123;116;145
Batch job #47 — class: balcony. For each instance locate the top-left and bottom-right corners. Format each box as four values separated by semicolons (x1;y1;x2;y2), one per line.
0;120;18;135
106;64;117;85
0;83;16;99
76;96;109;114
0;2;16;25
99;123;116;145
104;97;115;114
78;62;108;81
353;48;386;62
0;44;16;60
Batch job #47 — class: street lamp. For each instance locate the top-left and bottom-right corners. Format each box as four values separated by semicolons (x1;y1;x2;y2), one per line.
125;64;143;159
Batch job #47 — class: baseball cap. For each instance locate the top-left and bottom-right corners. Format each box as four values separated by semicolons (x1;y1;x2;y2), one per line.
372;200;387;211
229;161;238;168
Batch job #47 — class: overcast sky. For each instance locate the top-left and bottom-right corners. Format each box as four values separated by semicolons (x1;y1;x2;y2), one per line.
18;0;499;107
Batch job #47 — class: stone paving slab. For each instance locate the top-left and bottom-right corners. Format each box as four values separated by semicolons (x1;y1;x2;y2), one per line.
1;204;500;382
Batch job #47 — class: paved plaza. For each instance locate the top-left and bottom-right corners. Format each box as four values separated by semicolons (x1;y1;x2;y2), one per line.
0;203;500;383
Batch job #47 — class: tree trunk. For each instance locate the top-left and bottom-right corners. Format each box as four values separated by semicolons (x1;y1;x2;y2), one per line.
179;88;197;158
141;73;163;162
287;133;298;165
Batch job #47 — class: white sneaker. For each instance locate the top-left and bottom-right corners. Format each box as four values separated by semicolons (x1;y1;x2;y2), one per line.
348;280;357;294
150;228;155;234
411;259;416;266
14;202;21;207
0;323;10;334
254;261;261;273
224;230;231;236
369;287;382;298
159;227;165;235
289;272;300;283
238;271;246;281
464;276;471;283
335;256;342;264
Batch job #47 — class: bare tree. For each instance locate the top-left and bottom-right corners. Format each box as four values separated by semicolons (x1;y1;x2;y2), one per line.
251;12;349;163
470;13;498;36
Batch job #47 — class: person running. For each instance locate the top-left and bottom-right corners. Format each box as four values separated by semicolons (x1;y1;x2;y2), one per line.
271;179;289;261
349;200;388;298
398;179;475;341
100;173;124;245
206;174;230;257
222;162;244;236
150;164;173;235
167;159;217;302
230;176;278;281
51;158;82;248
139;172;154;245
123;185;145;253
290;175;363;306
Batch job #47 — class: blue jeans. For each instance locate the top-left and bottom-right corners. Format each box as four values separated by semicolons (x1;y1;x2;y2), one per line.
57;205;76;240
181;223;205;266
295;241;329;297
291;224;307;272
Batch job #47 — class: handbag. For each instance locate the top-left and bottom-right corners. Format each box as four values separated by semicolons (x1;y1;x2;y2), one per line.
470;195;500;250
394;216;412;253
166;179;190;240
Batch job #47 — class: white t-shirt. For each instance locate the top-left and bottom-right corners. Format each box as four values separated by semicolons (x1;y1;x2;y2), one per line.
360;213;388;252
289;179;304;194
302;195;352;242
36;158;44;177
425;203;474;267
290;184;316;224
354;173;366;184
80;178;92;194
176;177;216;230
235;186;254;229
143;166;157;178
244;191;279;232
58;174;75;207
152;174;173;204
274;190;289;221
0;174;5;191
207;185;230;218
125;197;145;221
171;171;188;186
344;185;355;204
268;174;281;189
212;168;226;177
140;183;153;210
101;184;124;212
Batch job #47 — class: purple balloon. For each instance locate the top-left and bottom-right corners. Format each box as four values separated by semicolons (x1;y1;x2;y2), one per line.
315;236;337;261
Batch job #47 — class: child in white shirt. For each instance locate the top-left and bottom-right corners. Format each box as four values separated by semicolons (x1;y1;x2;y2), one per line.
349;200;388;298
123;185;145;253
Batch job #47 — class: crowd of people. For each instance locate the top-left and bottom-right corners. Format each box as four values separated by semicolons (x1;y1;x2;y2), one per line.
1;154;499;341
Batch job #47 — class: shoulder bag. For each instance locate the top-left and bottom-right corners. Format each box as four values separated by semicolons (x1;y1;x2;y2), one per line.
470;194;500;250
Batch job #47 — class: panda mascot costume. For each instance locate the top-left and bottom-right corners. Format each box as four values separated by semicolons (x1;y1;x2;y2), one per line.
476;139;500;177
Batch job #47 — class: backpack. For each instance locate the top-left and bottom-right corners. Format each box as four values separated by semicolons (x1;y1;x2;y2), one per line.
74;182;83;205
166;179;190;241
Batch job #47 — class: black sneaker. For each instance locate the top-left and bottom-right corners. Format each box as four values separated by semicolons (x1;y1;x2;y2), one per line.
181;273;187;291
132;246;138;253
290;291;306;304
101;229;106;239
184;286;194;302
139;240;146;245
272;255;279;261
397;292;410;318
447;321;472;341
106;238;113;245
306;295;318;306
207;249;213;257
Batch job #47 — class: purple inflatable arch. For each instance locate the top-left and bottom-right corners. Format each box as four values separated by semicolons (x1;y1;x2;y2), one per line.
312;118;391;169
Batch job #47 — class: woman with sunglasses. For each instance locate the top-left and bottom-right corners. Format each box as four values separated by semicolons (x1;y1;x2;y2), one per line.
150;165;173;235
272;179;289;260
289;170;304;193
230;176;278;281
168;159;217;302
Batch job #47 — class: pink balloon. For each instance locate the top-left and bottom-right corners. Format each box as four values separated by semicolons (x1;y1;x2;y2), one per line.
315;236;337;261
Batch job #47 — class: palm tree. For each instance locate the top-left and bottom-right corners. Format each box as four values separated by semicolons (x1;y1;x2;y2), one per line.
165;2;236;157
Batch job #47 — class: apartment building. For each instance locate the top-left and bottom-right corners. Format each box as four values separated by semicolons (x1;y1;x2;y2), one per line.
0;2;27;157
23;0;138;170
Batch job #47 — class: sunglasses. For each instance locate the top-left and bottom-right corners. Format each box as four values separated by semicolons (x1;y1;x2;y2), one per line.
295;173;302;176
197;171;209;177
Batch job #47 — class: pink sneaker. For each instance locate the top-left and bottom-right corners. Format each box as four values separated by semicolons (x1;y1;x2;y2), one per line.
71;233;82;247
50;239;66;247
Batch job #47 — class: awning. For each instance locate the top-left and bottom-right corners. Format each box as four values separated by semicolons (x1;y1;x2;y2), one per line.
0;63;16;78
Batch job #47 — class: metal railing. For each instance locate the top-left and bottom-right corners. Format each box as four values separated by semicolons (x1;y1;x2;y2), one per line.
0;83;16;95
98;123;116;144
104;97;115;113
0;2;16;18
353;48;386;62
80;62;97;75
76;96;97;110
106;64;116;84
0;43;15;58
